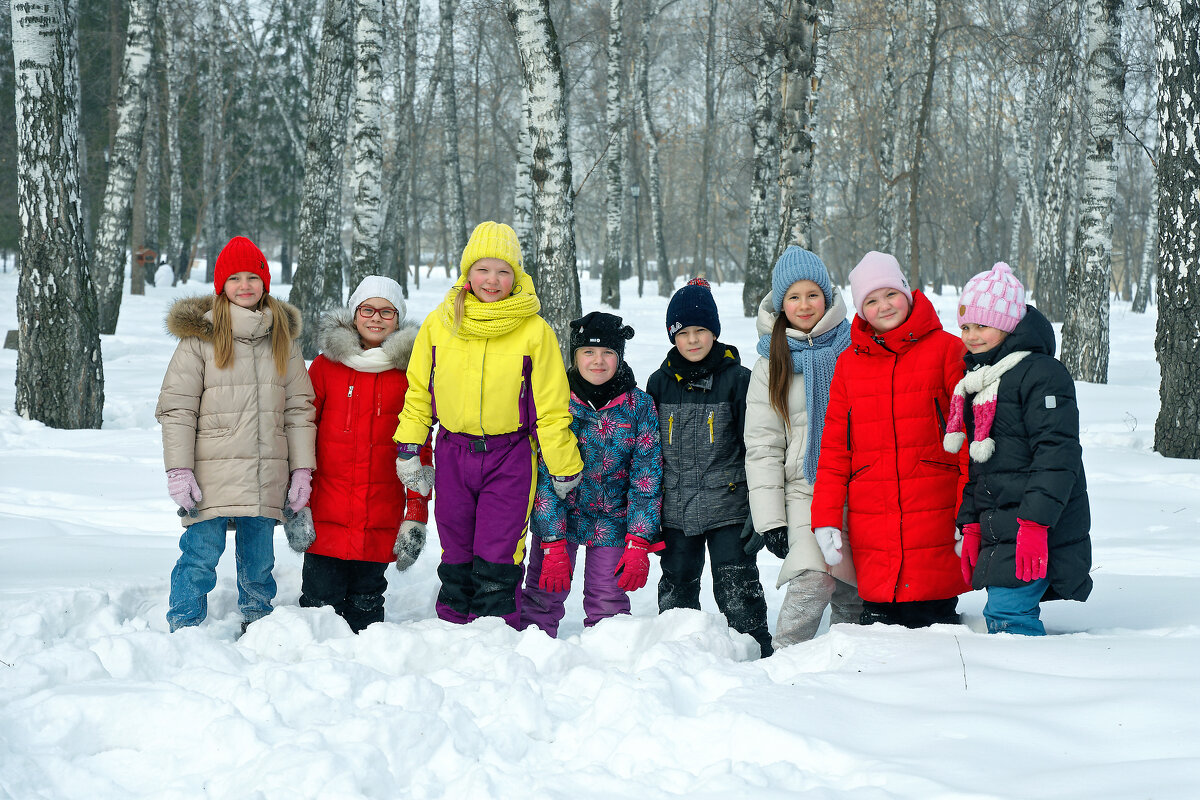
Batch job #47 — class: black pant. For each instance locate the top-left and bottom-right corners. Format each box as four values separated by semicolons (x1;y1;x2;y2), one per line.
300;552;389;633
659;524;773;657
860;597;960;628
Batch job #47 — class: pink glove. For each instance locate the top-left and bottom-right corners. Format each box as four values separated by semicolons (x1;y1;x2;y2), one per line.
960;522;981;585
614;535;657;592
286;468;313;514
538;539;572;593
1015;518;1049;582
167;468;202;511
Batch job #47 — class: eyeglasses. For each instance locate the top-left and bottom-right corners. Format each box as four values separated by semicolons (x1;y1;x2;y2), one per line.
356;305;398;320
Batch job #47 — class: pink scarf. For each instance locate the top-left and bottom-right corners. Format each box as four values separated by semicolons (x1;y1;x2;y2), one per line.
944;351;1029;462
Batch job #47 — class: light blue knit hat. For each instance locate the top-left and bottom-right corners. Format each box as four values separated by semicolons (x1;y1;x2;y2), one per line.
771;246;834;312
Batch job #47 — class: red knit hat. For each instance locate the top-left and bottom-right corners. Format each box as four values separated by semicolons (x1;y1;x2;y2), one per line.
213;236;271;295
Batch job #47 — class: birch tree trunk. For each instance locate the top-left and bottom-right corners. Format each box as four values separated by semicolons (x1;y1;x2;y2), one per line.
91;0;159;334
636;2;672;297
143;33;161;257
1131;191;1156;313
200;0;225;283
1062;0;1123;384
876;4;902;251
1008;84;1038;266
1152;0;1200;458
164;3;185;284
290;0;354;358
743;0;780;316
440;0;468;254
775;0;820;255
11;0;105;428
506;0;581;360
693;0;718;276
514;82;537;276
1034;32;1078;322
599;0;624;309
379;0;419;292
348;0;385;289
906;0;941;291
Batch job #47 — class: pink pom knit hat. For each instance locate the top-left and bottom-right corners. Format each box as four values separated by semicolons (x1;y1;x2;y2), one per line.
848;251;913;318
957;262;1026;332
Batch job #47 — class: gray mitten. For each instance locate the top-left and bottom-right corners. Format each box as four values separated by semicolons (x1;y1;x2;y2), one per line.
393;520;427;571
284;506;316;553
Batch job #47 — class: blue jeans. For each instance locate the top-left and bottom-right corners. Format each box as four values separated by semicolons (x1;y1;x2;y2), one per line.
983;578;1049;636
168;516;277;631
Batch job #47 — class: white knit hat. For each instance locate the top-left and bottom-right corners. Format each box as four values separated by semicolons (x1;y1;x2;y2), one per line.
347;275;406;320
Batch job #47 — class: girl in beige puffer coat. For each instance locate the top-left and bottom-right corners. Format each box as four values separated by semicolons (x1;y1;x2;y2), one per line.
156;236;316;633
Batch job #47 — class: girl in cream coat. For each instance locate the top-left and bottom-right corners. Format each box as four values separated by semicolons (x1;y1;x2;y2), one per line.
745;247;860;648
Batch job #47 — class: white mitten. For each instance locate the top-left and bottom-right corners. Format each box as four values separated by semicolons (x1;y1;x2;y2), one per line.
396;455;433;497
813;527;844;566
393;520;427;571
551;473;581;500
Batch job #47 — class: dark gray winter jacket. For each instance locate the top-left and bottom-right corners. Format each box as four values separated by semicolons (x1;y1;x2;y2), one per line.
647;343;751;536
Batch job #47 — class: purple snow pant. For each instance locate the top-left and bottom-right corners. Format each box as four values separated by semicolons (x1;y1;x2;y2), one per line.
433;428;535;628
520;541;629;637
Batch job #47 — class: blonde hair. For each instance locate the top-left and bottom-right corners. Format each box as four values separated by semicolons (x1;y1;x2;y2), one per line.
212;293;294;375
452;282;471;333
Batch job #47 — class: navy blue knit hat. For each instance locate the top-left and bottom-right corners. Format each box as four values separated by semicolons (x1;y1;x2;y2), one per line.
570;311;634;360
666;277;720;341
771;246;834;312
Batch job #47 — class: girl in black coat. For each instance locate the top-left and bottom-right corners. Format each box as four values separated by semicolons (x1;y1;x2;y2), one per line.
944;262;1092;635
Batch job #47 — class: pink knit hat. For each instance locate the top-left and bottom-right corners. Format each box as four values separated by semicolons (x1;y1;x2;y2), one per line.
848;251;913;317
957;262;1026;332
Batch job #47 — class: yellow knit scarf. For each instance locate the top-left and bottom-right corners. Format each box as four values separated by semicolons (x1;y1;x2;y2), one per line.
439;272;542;340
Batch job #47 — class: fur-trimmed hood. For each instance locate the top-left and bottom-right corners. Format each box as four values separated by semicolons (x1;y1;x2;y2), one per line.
317;307;419;371
165;294;303;341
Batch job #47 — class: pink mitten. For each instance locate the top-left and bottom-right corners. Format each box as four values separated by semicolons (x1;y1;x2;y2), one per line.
167;468;202;510
1015;518;1049;582
614;535;656;592
538;539;572;593
286;468;313;514
960;522;981;585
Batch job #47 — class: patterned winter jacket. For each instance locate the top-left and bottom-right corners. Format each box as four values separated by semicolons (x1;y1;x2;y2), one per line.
531;386;663;548
647;344;752;536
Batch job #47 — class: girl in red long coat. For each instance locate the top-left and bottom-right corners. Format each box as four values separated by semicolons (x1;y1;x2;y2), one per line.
810;252;970;628
286;276;432;632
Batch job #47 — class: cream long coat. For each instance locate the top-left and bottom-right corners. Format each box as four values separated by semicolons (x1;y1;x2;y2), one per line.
745;291;856;589
157;295;316;526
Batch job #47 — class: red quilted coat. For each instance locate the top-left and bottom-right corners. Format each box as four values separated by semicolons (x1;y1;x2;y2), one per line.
811;291;970;603
308;309;431;563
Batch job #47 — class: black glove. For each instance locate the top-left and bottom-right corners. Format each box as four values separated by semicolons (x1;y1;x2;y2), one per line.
740;516;765;555
763;526;789;559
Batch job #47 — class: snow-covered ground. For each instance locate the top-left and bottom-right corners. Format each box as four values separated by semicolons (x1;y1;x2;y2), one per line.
1;261;1197;799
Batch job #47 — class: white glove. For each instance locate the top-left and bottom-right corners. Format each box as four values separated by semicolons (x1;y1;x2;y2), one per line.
551;473;581;500
393;520;427;571
396;455;433;497
284;506;316;553
814;527;843;566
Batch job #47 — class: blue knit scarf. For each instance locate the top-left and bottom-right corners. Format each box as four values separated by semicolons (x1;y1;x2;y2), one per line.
757;319;852;483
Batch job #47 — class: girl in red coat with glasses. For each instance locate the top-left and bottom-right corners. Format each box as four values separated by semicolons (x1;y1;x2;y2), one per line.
286;276;432;632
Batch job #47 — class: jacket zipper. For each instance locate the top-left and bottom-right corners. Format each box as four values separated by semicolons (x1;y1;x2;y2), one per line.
668;413;673;445
345;382;355;431
707;411;714;444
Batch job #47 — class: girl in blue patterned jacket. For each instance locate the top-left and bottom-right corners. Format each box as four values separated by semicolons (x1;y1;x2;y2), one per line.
520;312;663;636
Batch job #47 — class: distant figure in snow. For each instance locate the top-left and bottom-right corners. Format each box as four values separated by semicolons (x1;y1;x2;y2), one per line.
647;277;773;658
392;222;583;628
520;312;664;636
743;247;861;649
285;275;432;633
156;236;316;633
810;251;969;628
948;262;1092;635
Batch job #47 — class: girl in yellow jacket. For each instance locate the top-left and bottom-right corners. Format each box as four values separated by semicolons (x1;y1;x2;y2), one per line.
393;222;583;627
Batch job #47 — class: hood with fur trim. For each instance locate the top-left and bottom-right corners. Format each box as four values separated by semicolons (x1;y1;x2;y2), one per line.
165;294;303;341
317;307;419;371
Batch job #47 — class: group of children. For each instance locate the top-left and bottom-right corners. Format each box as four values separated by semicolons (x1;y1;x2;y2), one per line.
157;222;1091;648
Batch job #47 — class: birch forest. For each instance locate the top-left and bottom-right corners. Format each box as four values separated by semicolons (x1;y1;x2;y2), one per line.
2;0;1198;455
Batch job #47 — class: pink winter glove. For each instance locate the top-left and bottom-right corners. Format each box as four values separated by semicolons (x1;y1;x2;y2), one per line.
538;539;572;593
286;468;313;514
167;468;202;511
613;535;663;592
960;523;981;585
1015;518;1049;582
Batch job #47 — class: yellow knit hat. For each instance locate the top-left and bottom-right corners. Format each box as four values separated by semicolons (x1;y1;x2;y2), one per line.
459;221;523;276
